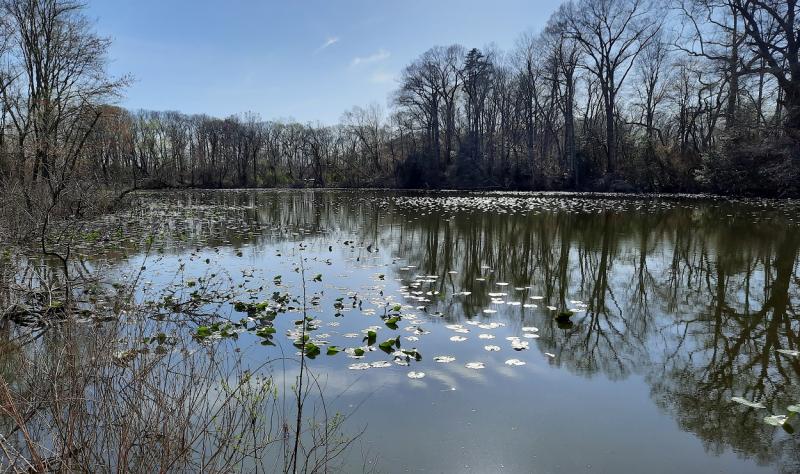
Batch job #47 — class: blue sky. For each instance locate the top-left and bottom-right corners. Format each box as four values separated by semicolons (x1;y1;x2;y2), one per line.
87;0;563;124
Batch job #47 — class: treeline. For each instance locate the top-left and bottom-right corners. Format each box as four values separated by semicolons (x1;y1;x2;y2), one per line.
1;0;799;197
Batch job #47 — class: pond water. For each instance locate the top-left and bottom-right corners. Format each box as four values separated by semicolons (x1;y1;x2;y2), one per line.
96;190;800;473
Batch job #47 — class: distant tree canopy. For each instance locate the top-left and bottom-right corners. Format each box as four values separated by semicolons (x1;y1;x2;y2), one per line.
0;0;799;196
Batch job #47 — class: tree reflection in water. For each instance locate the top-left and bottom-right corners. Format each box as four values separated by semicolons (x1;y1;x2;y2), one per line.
11;190;795;471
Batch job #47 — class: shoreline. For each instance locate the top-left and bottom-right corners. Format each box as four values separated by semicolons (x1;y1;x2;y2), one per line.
130;186;800;203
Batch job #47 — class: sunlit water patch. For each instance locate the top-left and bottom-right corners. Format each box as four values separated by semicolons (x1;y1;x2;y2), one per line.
33;189;800;473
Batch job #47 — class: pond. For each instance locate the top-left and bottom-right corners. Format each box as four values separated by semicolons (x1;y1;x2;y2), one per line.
9;189;800;473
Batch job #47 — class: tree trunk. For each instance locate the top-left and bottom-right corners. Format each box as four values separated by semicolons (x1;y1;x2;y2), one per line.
726;12;739;130
605;93;616;174
564;74;577;187
785;84;800;140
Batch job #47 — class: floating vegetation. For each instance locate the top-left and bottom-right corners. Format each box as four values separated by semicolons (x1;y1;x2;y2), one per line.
764;415;788;426
479;322;503;329
511;340;529;351
731;397;766;409
555;310;574;322
20;189;798;473
446;324;469;333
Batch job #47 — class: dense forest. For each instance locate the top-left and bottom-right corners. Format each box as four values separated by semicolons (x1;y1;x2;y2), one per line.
0;0;799;201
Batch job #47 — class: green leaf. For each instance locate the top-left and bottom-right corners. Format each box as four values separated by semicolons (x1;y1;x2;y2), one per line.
378;339;396;353
402;349;422;361
327;346;341;355
255;327;276;338
304;343;320;358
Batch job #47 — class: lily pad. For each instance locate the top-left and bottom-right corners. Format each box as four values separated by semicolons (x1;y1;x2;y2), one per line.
731;397;766;409
777;349;800;357
764;415;788;426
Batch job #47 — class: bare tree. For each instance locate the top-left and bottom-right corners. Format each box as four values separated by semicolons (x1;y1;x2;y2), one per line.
1;0;127;195
544;3;583;184
634;30;671;144
728;0;800;139
565;0;661;173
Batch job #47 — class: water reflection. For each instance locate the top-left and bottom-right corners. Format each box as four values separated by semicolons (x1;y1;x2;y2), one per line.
12;189;798;472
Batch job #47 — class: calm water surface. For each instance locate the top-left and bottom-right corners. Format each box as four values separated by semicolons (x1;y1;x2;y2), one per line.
109;190;800;473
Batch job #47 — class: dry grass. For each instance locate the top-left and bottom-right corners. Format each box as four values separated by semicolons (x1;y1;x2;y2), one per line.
0;259;363;473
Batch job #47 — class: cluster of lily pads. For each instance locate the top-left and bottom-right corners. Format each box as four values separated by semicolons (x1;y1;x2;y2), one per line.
183;254;592;383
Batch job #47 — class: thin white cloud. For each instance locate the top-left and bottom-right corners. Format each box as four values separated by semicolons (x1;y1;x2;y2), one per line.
315;36;340;54
351;49;390;66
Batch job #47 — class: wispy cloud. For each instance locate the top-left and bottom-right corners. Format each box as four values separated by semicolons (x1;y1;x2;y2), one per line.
351;49;390;66
315;36;340;54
